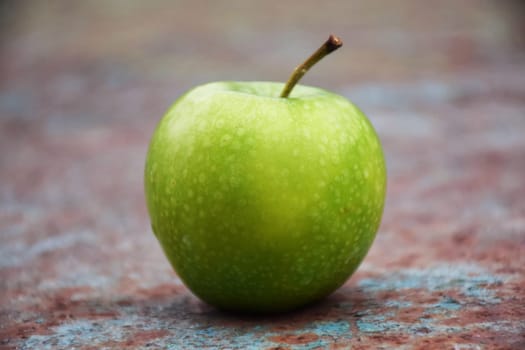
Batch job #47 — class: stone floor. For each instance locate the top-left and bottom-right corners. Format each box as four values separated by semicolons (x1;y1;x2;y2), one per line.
1;1;524;349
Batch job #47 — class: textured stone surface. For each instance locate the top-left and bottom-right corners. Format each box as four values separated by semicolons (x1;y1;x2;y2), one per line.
1;1;524;349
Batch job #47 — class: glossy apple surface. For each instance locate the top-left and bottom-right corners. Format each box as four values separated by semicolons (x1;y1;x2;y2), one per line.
145;81;386;312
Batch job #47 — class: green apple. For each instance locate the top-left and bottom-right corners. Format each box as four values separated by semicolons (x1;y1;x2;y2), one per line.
145;36;386;312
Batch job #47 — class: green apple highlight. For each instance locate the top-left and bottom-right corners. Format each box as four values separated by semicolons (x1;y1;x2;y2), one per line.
145;36;386;312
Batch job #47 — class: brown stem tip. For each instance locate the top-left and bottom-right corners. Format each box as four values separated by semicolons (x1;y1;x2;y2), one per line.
280;35;343;98
325;35;343;53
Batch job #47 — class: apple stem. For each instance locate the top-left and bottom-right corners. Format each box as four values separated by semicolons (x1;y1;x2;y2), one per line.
279;35;343;98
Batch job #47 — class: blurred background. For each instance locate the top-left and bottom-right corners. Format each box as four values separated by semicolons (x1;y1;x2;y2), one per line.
1;1;524;347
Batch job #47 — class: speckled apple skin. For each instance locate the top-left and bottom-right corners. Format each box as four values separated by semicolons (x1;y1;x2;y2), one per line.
145;82;386;313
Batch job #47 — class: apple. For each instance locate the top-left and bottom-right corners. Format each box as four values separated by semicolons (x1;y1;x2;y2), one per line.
145;36;386;313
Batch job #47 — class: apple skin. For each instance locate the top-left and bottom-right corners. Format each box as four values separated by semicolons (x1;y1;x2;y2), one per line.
145;81;386;313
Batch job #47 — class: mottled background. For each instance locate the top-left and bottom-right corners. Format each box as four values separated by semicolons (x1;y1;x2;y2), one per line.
1;1;524;349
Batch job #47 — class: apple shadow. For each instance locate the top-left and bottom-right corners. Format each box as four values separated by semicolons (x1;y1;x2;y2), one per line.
131;284;376;346
146;284;379;336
